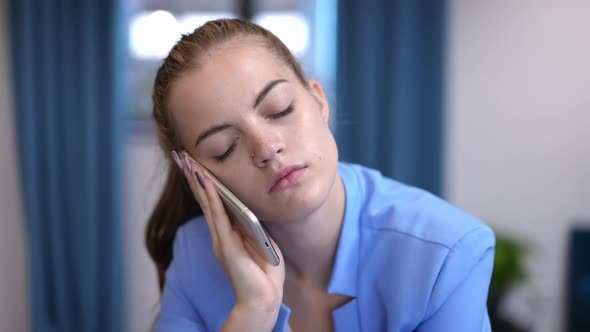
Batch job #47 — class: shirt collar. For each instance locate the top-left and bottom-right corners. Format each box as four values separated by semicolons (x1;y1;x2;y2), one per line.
327;162;363;297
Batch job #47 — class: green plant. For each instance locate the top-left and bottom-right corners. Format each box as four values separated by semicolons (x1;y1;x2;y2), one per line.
491;235;528;291
488;234;529;331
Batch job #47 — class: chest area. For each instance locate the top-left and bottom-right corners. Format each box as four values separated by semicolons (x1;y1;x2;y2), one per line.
283;286;353;332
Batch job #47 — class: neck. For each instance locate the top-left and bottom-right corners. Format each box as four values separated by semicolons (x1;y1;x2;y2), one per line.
264;174;346;291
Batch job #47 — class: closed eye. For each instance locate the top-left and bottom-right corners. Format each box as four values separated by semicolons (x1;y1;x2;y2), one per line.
214;139;238;162
269;103;295;119
214;104;294;162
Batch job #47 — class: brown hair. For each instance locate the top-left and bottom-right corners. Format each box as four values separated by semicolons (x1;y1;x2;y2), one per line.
146;18;308;291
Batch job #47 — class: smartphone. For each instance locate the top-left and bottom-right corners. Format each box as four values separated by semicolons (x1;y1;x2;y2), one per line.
200;167;281;267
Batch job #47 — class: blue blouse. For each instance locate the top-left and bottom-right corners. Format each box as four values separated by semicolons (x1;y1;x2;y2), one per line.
156;162;495;331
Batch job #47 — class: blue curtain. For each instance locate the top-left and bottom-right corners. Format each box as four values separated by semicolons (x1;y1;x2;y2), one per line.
10;1;126;331
335;0;446;195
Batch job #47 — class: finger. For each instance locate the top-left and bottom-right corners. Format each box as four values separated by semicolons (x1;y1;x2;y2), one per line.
197;164;235;244
192;170;220;245
185;153;210;211
171;150;184;171
184;154;215;230
182;152;220;247
184;155;214;222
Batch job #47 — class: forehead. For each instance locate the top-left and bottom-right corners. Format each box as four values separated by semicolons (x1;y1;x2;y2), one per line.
168;44;294;117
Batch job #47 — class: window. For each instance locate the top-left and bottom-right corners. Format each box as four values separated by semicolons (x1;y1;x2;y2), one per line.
127;0;336;128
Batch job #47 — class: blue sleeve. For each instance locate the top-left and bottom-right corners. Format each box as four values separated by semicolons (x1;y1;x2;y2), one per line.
416;226;495;332
156;227;207;332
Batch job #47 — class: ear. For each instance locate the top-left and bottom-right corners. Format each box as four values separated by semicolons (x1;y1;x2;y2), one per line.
308;80;330;124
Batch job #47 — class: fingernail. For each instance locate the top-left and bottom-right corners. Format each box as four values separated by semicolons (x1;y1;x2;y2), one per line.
195;171;205;189
183;152;193;173
171;150;183;170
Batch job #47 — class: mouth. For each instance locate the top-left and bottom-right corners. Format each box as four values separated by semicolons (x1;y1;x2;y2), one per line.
269;165;307;192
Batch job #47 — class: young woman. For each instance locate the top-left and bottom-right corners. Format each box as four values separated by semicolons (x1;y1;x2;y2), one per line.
146;19;495;332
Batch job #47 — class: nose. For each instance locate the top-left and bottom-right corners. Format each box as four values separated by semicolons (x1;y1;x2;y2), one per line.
251;129;285;167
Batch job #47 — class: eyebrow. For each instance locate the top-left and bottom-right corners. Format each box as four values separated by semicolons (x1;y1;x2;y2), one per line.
253;79;288;108
194;79;288;148
194;123;232;147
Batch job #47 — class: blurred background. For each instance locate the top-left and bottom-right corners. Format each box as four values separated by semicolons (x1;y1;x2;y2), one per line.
1;0;589;331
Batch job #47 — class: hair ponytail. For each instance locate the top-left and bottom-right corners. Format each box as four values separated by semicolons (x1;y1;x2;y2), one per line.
145;164;201;290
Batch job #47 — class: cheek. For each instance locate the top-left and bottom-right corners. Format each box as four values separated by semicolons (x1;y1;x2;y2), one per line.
291;107;329;146
301;113;335;157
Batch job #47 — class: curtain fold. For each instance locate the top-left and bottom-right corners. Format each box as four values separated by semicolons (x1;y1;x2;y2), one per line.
10;0;126;331
335;0;446;195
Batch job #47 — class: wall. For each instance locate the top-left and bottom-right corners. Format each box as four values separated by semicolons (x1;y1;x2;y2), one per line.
125;132;166;332
446;1;590;331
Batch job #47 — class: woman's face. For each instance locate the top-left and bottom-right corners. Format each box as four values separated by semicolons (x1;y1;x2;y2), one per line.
169;42;339;223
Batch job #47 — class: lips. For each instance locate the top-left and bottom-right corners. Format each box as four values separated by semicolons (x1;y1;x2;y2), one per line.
269;165;307;192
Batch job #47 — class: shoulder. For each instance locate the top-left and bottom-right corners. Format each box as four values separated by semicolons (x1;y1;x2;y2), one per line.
169;216;234;305
339;161;495;252
340;163;495;321
175;215;213;249
171;216;223;279
168;216;215;285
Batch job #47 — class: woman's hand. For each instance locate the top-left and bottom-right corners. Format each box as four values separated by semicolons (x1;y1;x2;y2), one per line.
173;150;285;331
